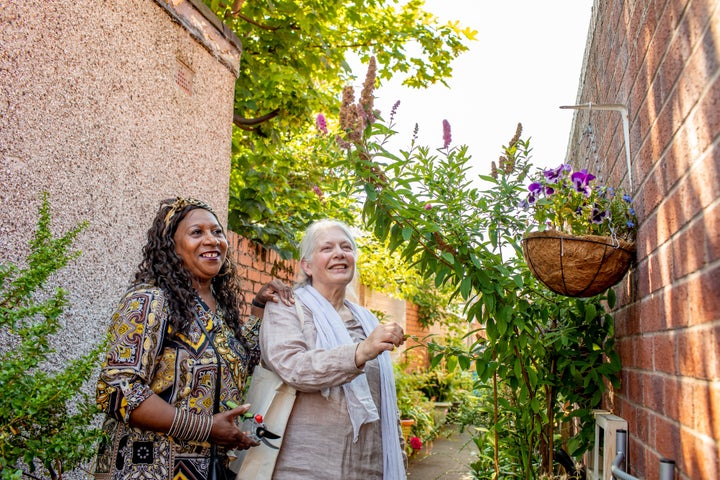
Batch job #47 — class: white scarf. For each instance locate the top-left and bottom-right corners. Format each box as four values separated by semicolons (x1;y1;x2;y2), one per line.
295;285;406;479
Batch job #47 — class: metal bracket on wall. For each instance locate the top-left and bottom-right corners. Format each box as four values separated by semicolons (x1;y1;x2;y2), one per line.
559;103;633;196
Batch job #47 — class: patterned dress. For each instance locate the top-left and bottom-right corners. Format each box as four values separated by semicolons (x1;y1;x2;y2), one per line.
94;285;260;480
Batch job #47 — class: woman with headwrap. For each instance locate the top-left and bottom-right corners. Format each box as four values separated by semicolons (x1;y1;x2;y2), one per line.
94;197;293;479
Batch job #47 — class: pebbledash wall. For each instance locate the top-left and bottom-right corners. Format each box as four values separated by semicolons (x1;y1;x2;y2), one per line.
567;1;719;478
0;0;241;369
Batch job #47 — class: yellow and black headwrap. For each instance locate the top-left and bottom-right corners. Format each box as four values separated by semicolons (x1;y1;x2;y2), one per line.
162;197;215;231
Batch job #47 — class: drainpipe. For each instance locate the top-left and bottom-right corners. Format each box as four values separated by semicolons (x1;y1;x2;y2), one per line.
660;459;675;480
611;430;676;480
611;429;636;480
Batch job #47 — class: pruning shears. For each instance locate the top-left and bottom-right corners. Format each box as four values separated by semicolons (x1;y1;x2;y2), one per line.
223;401;282;449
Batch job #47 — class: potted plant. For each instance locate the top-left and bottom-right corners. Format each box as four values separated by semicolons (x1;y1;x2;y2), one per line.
521;164;638;297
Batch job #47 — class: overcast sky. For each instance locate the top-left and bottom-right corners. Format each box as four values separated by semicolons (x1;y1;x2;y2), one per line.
355;1;595;177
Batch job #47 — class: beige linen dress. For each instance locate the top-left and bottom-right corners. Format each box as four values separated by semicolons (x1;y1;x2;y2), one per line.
260;300;402;479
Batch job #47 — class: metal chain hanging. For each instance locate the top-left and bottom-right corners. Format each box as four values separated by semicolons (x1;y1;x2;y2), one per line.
571;107;624;245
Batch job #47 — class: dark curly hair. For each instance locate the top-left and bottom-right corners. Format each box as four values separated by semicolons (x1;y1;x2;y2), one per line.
133;197;244;333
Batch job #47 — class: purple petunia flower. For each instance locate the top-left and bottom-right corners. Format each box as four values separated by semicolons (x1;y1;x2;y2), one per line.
571;169;595;196
527;183;543;204
544;164;570;183
528;182;543;195
591;205;608;224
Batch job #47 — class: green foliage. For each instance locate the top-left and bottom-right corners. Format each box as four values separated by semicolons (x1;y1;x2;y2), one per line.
228;132;357;258
338;73;622;478
395;361;478;447
393;364;438;444
0;193;105;480
356;234;461;327
524;163;637;241
203;0;476;256
415;368;458;403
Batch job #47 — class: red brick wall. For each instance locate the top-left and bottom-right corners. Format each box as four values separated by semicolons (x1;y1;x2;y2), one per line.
403;302;430;371
571;2;720;478
228;231;298;309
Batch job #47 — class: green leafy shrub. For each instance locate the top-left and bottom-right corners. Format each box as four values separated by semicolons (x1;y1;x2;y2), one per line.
394;365;437;444
335;62;622;478
416;368;456;403
0;193;106;479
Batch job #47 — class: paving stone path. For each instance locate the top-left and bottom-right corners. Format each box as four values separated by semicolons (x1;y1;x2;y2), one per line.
407;425;479;480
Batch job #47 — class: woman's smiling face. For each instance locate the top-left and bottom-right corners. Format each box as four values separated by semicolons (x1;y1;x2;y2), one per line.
173;208;228;285
301;226;356;290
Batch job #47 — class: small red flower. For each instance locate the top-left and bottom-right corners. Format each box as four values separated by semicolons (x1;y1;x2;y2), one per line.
409;436;423;450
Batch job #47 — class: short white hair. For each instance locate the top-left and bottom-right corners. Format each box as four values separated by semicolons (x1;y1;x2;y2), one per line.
296;219;358;287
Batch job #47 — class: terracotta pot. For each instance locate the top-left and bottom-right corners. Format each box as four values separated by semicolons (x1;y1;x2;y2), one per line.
522;230;635;297
400;418;415;441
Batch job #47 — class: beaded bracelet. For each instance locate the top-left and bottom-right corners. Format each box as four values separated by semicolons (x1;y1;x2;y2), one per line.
167;408;213;442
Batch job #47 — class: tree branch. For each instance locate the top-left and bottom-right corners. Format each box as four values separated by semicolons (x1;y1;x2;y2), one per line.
233;109;280;128
231;11;278;31
231;0;244;14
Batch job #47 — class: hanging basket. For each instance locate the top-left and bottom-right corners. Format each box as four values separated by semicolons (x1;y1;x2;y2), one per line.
522;230;635;297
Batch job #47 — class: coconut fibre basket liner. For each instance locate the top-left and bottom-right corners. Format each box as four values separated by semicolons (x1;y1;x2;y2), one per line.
522;230;636;297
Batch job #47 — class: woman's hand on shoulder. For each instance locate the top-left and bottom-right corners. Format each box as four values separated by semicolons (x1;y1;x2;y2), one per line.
254;279;294;308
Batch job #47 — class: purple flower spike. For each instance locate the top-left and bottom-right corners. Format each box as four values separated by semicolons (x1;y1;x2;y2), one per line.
442;119;452;149
544;164;570;183
390;100;401;122
315;114;328;135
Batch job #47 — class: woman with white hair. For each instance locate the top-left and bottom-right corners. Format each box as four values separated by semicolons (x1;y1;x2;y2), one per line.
259;219;407;479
